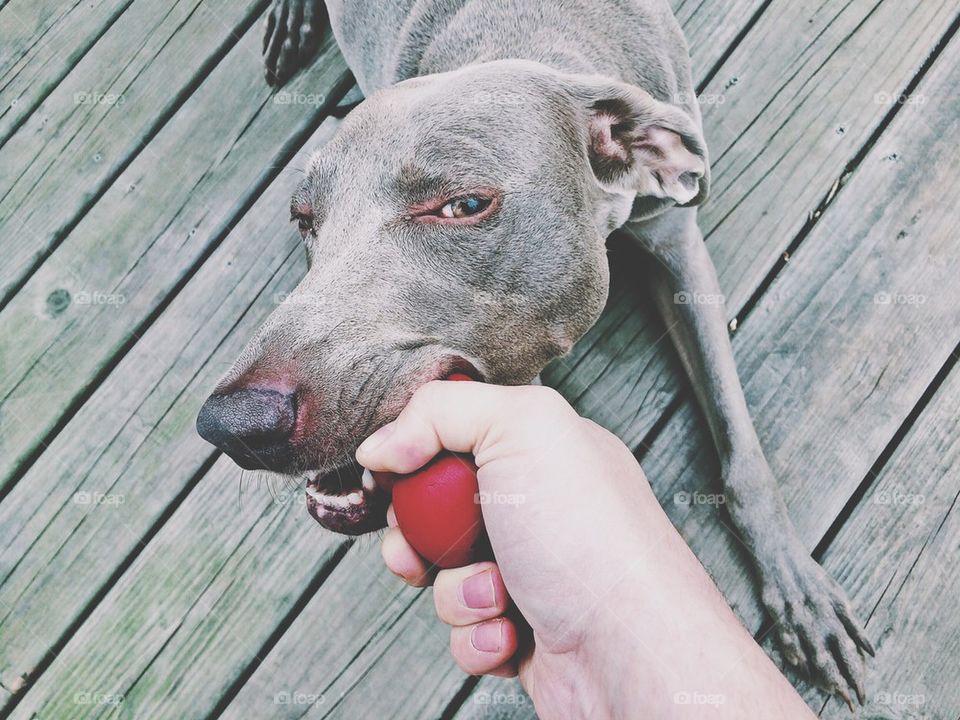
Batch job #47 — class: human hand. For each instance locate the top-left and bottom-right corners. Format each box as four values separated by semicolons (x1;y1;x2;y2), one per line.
356;382;815;719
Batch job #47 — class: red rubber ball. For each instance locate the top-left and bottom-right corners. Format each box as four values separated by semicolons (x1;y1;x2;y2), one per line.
380;452;488;568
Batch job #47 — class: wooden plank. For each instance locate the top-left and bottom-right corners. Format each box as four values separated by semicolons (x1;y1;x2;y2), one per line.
4;455;349;720
218;543;466;720
0;0;264;304
671;0;765;76
635;22;960;656
0;109;345;703
801;366;960;718
0;21;350;492
0;0;134;143
545;0;960;449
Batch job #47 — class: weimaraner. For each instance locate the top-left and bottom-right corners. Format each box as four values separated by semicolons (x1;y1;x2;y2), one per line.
196;0;873;703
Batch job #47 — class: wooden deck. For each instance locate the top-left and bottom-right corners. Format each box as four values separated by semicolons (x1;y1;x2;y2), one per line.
0;0;958;717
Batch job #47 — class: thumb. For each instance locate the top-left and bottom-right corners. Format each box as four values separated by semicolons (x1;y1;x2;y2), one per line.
355;381;569;473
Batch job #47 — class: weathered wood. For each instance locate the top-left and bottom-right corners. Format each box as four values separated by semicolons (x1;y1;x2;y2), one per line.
636;19;960;670
0;22;350;492
0;0;134;144
1;1;956;718
546;0;960;449
218;542;466;720
0;105;344;704
0;0;266;304
671;0;764;76
4;455;349;720
802;366;960;718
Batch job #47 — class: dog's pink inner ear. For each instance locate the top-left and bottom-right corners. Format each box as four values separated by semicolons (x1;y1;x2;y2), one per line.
588;109;704;205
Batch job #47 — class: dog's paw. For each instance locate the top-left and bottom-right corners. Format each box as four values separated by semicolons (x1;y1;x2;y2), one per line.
262;0;326;86
760;553;874;708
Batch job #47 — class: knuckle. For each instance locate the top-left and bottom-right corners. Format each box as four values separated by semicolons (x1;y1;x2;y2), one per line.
405;381;445;418
515;384;573;418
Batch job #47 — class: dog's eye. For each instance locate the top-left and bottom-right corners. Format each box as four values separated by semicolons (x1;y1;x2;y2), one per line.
439;196;491;219
291;210;314;239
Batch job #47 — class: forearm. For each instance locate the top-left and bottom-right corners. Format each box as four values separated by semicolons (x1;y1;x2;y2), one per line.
557;507;814;719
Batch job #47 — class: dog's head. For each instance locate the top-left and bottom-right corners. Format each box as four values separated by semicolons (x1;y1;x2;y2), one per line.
197;60;708;534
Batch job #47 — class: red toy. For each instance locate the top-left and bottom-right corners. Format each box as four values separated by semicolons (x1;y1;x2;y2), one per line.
371;373;491;568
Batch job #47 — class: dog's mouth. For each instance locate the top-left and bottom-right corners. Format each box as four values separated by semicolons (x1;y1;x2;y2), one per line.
302;357;483;535
303;460;391;535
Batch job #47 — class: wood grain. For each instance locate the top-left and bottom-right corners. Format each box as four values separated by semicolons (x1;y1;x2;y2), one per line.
0;0;134;144
805;366;960;717
0;0;265;304
4;456;349;720
0;109;343;707
637;21;960;687
219;542;466;720
0;21;350;492
546;0;960;449
1;0;957;717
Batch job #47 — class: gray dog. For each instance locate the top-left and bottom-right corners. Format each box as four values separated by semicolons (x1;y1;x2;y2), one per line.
196;0;873;704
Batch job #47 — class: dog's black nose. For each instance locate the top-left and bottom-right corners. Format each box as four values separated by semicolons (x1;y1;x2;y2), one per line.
196;388;297;470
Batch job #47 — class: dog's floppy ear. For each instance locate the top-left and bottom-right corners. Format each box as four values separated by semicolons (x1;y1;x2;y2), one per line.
571;78;709;220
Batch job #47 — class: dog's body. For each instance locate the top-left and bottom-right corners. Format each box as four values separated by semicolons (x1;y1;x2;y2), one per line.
198;0;873;703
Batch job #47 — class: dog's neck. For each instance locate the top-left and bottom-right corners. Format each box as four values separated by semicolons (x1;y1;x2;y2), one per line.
328;0;696;106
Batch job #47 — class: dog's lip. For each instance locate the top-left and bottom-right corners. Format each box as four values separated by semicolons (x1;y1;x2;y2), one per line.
304;463;389;535
302;354;482;535
445;355;484;381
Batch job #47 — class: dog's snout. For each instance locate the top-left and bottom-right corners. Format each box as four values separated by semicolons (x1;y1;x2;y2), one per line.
196;387;297;470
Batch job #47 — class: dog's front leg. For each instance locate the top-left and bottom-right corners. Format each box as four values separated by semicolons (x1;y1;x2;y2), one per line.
625;207;873;706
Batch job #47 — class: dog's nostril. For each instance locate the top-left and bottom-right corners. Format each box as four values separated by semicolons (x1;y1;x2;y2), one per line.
196;388;297;468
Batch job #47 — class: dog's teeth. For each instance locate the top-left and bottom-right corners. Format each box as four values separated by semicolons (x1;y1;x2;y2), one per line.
362;467;376;492
305;486;353;510
347;491;364;505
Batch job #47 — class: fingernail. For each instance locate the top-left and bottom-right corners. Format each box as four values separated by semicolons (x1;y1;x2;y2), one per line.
470;620;503;653
357;422;396;457
459;570;496;609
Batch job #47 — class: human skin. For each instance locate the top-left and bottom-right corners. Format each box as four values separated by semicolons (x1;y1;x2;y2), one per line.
356;382;816;720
